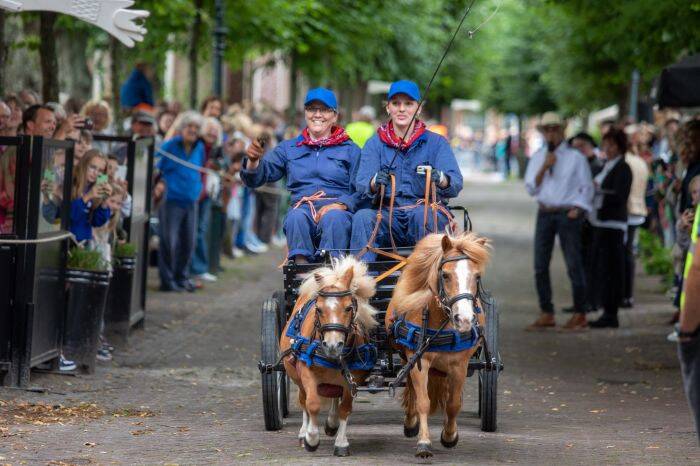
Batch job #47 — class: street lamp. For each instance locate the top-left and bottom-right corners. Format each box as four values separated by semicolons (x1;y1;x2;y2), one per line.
213;0;227;97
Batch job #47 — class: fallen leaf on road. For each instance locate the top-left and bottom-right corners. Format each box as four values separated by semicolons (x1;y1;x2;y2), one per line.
84;442;96;447
646;445;660;449
566;444;573;448
131;428;154;436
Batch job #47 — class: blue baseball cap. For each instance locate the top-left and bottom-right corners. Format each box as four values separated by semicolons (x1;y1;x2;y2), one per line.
304;88;338;111
387;80;421;101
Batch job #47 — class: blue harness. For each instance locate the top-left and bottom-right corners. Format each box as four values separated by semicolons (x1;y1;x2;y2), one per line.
391;305;481;353
286;299;377;371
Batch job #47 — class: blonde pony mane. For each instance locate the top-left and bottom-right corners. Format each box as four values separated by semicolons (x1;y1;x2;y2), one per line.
299;256;378;330
392;232;492;315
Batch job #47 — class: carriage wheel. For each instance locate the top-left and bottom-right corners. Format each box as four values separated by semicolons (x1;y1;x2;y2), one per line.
272;290;291;418
261;297;284;431
479;298;499;432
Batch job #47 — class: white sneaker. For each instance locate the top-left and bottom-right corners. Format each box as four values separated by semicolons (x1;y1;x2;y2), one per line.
271;235;287;248
59;355;77;371
197;272;218;282
667;330;679;343
231;247;245;258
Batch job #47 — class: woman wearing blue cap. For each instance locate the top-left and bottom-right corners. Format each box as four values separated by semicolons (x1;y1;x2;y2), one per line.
350;80;463;261
242;88;363;263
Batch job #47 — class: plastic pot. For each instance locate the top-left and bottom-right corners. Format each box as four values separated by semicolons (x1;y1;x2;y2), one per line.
63;268;110;374
104;257;136;342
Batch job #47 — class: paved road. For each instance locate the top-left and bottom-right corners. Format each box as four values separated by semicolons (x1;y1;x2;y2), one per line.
1;181;698;465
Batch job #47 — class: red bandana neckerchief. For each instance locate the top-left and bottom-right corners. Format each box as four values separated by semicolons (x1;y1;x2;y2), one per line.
377;120;426;151
297;126;349;147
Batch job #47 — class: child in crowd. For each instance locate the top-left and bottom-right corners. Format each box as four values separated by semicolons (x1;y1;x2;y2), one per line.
91;182;126;270
70;149;112;243
106;154;132;218
224;151;244;258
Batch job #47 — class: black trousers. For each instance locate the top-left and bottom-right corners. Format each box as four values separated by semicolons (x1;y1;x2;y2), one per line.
623;225;638;300
679;336;700;444
591;227;625;317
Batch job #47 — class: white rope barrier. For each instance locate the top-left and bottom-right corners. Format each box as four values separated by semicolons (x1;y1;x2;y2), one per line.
155;146;288;197
0;231;76;245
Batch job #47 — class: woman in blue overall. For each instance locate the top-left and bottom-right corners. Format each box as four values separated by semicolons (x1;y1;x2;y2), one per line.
241;88;364;263
350;80;463;261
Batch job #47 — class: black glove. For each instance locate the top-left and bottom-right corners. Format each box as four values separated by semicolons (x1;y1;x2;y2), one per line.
374;170;391;188
430;169;445;186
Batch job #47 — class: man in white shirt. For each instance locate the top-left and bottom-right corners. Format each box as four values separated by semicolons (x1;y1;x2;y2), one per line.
524;112;594;330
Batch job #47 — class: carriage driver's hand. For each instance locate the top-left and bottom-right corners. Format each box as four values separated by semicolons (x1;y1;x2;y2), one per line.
430;169;449;188
371;170;391;193
245;140;265;170
314;202;347;223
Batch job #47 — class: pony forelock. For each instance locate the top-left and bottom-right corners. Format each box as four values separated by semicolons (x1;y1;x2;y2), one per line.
299;256;378;329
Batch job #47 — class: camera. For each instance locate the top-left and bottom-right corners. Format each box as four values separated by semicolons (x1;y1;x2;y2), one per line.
77;117;94;131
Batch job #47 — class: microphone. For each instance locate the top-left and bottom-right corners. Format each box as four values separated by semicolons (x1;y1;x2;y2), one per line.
547;142;557;175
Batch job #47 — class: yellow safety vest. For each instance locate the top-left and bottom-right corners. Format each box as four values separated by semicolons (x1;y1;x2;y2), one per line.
681;204;700;311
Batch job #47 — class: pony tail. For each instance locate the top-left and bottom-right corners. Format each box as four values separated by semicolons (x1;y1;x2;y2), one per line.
428;375;449;415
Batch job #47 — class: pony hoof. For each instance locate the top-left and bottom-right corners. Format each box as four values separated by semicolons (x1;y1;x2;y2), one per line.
325;421;339;437
303;437;319;452
298;437;304;448
404;422;419;438
333;446;350;457
415;444;432;458
440;430;459;448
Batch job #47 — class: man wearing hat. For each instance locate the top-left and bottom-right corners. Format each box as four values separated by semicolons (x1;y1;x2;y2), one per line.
350;80;463;260
524;112;593;330
242;87;364;263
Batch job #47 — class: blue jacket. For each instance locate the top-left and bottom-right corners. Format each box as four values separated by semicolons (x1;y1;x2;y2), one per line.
157;136;204;205
241;136;365;212
70;195;110;242
356;131;463;206
120;69;154;108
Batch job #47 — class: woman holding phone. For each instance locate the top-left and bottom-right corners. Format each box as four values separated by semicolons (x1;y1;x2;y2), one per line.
242;88;363;263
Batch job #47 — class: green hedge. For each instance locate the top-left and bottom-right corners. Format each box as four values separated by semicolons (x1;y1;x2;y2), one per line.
638;229;674;287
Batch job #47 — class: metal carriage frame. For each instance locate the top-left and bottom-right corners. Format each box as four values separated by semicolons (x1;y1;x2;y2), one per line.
259;208;502;433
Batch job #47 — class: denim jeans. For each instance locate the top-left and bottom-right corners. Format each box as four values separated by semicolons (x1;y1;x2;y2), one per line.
534;210;587;313
678;336;700;444
190;197;212;276
158;200;196;288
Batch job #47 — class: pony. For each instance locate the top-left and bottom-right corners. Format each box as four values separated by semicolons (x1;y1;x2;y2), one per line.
386;232;491;458
281;256;378;457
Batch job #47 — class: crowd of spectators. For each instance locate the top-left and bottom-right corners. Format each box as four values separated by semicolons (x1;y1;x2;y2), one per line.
524;111;700;338
0;84;296;369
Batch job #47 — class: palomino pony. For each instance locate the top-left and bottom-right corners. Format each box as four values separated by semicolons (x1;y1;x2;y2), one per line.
281;256;378;456
386;232;491;458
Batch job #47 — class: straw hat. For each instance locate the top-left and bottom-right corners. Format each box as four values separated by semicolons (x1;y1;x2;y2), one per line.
538;112;564;130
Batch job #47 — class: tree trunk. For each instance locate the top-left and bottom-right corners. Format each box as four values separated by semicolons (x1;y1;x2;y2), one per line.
189;0;203;109
287;51;298;124
110;37;121;133
39;12;59;102
0;11;7;94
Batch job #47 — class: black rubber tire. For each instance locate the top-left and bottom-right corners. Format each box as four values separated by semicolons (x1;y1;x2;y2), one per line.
272;290;291;418
479;296;499;432
261;298;283;431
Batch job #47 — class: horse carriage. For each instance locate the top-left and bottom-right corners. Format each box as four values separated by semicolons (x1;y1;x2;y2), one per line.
258;208;503;457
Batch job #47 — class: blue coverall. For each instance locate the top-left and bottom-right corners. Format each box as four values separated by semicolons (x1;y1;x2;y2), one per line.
350;131;463;261
241;136;365;260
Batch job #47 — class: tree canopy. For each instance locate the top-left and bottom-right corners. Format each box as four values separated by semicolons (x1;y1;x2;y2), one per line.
3;0;699;115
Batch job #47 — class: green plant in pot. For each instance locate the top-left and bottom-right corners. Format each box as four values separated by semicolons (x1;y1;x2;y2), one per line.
112;242;137;269
67;246;109;272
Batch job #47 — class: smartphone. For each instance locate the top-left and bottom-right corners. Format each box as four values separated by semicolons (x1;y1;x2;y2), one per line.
43;169;55;183
97;174;109;185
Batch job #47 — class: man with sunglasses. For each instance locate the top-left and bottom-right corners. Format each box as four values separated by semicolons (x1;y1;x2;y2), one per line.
242;88;363;263
524;112;594;330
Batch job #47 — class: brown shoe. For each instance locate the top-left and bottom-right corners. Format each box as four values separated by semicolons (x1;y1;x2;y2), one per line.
526;313;556;331
561;312;588;331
